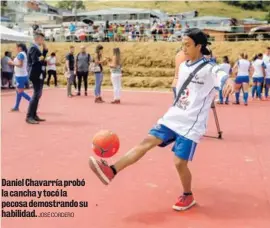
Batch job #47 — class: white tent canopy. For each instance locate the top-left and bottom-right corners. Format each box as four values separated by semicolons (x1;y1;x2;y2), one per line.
0;25;33;43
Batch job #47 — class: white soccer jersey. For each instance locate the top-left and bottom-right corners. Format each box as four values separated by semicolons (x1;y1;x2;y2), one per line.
237;59;250;76
14;51;28;77
219;63;231;75
158;57;227;143
252;59;265;78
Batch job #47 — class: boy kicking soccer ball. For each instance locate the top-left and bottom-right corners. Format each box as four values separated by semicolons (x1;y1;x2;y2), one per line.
89;28;234;211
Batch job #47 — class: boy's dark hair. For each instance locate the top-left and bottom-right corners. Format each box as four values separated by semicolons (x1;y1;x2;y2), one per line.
257;53;263;58
51;52;56;56
183;28;211;55
5;51;9;56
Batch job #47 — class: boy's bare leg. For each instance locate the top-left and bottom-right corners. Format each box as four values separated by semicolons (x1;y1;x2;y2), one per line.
89;135;162;185
113;135;163;173
174;156;191;193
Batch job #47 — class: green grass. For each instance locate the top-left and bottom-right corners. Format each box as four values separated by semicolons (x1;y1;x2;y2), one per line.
48;1;267;20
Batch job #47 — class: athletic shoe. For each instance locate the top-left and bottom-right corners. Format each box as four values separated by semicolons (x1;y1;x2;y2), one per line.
11;108;19;112
172;194;196;211
88;156;115;185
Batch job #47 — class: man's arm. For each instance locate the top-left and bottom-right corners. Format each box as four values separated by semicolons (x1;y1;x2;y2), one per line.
262;62;266;77
42;43;48;58
75;54;78;72
65;54;71;72
29;46;41;66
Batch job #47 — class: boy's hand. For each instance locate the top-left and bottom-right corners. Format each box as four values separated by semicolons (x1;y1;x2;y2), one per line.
39;56;44;61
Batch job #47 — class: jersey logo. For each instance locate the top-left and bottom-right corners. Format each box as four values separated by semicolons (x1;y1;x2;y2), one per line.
175;88;190;110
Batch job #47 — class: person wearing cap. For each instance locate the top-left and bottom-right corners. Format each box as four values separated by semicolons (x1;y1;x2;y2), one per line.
89;28;234;211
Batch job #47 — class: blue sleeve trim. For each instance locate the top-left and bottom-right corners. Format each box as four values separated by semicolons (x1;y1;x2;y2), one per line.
17;53;24;60
262;62;266;69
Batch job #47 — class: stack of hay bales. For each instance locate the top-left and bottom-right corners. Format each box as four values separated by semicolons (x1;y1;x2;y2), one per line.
1;41;268;89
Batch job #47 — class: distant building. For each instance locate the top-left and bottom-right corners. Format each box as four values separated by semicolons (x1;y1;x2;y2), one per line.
1;0;61;24
62;7;169;26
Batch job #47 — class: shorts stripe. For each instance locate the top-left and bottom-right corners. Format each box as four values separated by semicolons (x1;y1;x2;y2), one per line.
188;142;196;161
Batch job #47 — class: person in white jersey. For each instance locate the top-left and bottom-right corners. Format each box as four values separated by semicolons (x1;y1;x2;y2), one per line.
11;43;31;111
232;53;250;105
265;59;270;100
218;56;232;104
251;53;266;100
88;28;234;211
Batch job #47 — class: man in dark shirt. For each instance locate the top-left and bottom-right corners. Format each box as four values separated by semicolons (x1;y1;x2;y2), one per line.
26;32;48;124
66;46;75;97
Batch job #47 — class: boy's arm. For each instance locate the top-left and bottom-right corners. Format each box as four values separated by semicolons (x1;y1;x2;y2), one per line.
172;50;186;88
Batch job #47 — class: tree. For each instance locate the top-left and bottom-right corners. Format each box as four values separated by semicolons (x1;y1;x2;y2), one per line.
57;0;85;11
225;0;270;11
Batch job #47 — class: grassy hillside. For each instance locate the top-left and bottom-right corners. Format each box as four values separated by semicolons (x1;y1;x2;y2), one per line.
2;41;269;89
48;0;267;20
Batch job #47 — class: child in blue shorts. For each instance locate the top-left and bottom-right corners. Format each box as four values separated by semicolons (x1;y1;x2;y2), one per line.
88;28;234;211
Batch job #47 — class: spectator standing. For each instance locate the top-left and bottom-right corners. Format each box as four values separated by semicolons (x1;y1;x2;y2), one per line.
46;52;57;87
94;45;106;103
109;48;122;104
26;32;48;124
75;46;90;96
1;51;14;88
69;22;76;41
65;46;76;98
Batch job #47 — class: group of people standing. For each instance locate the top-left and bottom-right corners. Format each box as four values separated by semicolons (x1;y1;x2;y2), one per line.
6;33;124;126
217;47;270;105
64;44;122;104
